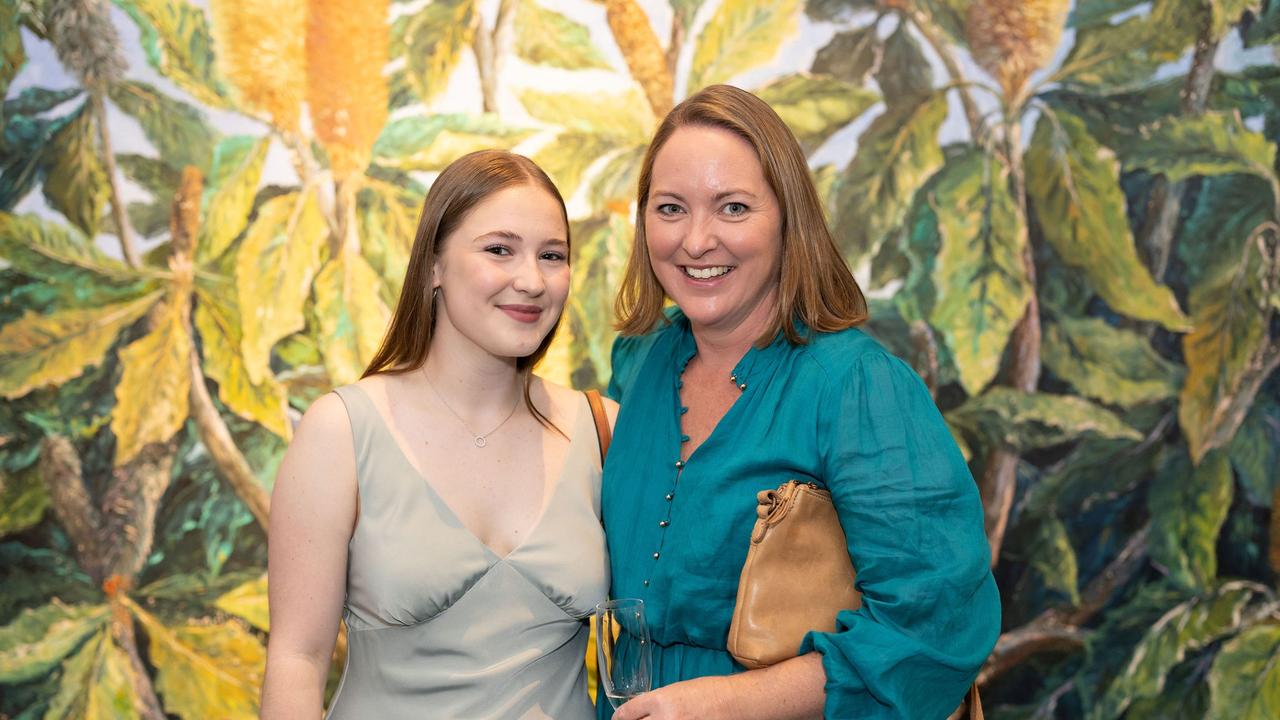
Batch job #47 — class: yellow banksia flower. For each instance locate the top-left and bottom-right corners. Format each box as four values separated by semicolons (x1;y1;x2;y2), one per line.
210;0;306;132
306;0;390;179
605;0;672;117
965;0;1070;99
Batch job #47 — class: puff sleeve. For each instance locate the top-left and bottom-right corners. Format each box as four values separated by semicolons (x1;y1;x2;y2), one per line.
799;350;1000;719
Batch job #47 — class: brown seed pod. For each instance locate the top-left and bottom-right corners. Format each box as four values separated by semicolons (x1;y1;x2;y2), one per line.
306;0;390;179
965;0;1070;99
605;0;673;117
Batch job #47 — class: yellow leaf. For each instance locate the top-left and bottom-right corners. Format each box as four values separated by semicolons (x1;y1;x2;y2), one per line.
533;132;619;202
214;574;270;631
517;87;655;143
45;630;142;720
198;137;270;265
360;180;418;300
112;295;193;465
313;251;392;385
688;0;801;91
126;598;264;720
235;192;326;384
399;0;474;104
194;285;292;439
0;291;162;399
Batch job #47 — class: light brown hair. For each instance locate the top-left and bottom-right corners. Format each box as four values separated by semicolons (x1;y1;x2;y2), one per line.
615;84;868;345
363;149;569;430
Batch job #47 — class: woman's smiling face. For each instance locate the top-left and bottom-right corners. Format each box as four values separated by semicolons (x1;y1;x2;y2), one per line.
644;124;783;339
431;182;571;361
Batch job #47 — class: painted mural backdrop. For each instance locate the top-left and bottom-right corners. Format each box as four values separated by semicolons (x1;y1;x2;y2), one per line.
1;0;1279;716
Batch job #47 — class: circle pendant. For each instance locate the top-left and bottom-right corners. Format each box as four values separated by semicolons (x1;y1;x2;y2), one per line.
474;436;487;448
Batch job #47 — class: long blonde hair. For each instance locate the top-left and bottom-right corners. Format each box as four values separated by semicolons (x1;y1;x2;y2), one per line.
615;84;867;345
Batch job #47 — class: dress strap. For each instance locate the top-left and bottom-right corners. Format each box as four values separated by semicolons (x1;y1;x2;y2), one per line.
585;389;611;465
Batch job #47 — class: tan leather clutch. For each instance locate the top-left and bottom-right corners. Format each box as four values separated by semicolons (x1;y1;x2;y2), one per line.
727;480;984;719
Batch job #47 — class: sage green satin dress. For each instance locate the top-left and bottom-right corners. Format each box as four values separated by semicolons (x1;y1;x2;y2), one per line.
325;385;609;720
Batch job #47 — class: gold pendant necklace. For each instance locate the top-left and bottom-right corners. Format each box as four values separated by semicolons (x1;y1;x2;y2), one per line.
422;368;520;448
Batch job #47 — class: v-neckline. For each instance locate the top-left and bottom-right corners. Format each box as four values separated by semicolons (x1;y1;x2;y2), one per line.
356;385;586;563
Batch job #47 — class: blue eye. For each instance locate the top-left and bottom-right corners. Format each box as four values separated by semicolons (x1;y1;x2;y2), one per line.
655;203;684;216
724;202;748;216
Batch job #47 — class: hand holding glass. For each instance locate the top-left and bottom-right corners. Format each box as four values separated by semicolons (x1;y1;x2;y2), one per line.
594;599;652;708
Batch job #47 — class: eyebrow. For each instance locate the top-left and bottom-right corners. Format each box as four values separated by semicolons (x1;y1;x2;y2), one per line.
650;190;759;201
474;230;568;246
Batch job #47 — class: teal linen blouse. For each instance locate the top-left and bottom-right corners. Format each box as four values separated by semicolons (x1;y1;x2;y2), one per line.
599;310;1000;719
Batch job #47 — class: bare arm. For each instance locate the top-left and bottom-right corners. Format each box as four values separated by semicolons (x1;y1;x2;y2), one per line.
260;393;357;719
612;653;825;720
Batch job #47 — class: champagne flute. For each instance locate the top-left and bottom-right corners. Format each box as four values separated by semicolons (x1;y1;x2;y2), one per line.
594;598;652;708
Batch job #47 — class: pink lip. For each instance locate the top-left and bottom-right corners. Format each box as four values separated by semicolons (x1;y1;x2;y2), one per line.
498;304;544;323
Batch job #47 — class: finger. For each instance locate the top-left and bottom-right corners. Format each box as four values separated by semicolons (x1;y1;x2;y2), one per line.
612;696;651;720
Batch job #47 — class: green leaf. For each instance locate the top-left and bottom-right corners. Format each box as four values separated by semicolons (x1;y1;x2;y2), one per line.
0;602;108;683
588;144;646;216
3;87;82;117
0;212;133;282
116;153;181;200
564;213;632;389
1024;510;1080;605
1148;449;1233;591
197;136;269;265
124;200;171;238
214;574;269;632
1178;174;1274;289
1025;432;1156;516
1123;111;1279;184
0;465;48;536
533;132;617;202
0;291;162;399
235;192;326;385
1042;315;1184;405
313;251;392;385
672;0;709;28
946;387;1142;451
1229;397;1280;506
112;295;192;465
1068;0;1146;29
517;87;654;142
1179;242;1278;463
107;81;217;172
127;599;264;719
194;284;292;439
396;0;475;104
514;0;610;70
41;102;108;237
1056;0;1201;89
927;150;1031;395
359;179;417;301
811;26;880;85
1206;622;1280;719
0;542;97;625
0;0;23;106
754;73;878;154
45;629;141;720
372;114;534;172
112;0;231;108
688;0;801;91
831;92;947;263
1244;0;1280;46
1025;111;1190;331
1091;581;1267;720
874;23;932;104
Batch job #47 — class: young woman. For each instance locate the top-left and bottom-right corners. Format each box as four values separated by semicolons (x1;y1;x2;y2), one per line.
261;150;614;720
601;85;999;719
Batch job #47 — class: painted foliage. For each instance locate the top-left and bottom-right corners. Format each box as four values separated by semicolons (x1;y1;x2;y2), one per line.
1;0;1279;717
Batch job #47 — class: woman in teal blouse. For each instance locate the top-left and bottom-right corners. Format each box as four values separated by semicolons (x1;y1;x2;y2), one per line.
600;85;1000;719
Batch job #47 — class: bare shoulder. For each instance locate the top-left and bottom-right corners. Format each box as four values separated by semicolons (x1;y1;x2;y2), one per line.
533;375;618;428
272;391;357;523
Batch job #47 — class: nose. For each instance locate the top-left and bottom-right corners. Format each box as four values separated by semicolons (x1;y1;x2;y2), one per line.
681;214;719;258
512;254;546;296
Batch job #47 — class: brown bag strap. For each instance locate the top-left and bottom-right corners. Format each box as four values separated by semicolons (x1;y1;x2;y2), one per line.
586;389;610;464
968;683;983;720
